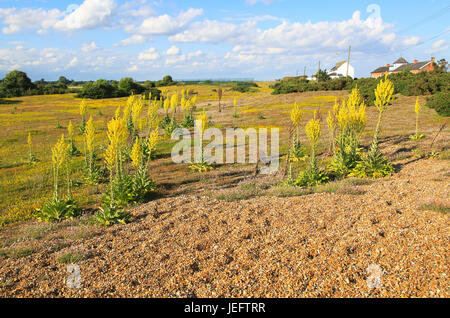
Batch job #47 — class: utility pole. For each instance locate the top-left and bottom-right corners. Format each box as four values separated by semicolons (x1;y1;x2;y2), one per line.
346;45;351;78
304;66;306;77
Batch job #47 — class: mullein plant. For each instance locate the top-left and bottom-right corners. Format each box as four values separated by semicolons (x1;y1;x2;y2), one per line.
163;93;180;137
131;96;144;139
143;101;160;161
130;138;156;203
160;96;172;128
78;99;87;133
409;97;425;141
190;111;213;172
27;132;38;164
181;95;196;128
326;99;339;154
328;87;367;177
233;97;239;118
353;75;394;178
84;116;101;184
296;111;328;187
37;135;80;222
124;94;136;135
95;116;130;226
289;103;307;163
67;120;81;156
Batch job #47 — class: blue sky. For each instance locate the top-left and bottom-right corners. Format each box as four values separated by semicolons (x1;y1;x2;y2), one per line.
0;0;448;81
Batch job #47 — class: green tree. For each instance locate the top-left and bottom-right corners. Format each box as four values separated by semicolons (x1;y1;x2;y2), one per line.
0;70;35;97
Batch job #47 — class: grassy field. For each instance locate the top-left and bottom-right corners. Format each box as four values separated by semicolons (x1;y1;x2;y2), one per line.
0;82;448;227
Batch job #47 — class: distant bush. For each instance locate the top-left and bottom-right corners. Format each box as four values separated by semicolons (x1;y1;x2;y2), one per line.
155;75;177;87
78;78;161;100
77;79;122;99
230;81;259;93
118;77;146;95
0;70;35;97
426;90;450;116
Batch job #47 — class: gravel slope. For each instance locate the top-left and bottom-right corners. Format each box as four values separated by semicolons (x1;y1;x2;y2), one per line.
0;159;448;298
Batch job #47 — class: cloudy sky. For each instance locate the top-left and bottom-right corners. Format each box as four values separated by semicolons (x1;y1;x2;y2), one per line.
0;0;448;81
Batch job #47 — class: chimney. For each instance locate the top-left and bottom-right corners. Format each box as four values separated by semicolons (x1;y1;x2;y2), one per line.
387;64;390;68
431;57;435;63
414;60;418;64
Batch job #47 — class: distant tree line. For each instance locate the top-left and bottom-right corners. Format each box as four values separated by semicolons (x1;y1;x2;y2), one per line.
0;70;178;100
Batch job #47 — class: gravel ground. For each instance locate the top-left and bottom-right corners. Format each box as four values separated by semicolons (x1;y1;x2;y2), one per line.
0;159;448;298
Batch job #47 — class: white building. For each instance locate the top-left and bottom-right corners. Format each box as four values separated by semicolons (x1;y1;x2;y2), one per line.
327;61;355;79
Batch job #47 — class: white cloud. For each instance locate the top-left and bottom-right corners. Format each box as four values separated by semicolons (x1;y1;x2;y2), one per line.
54;0;117;31
426;39;448;54
114;35;147;47
82;41;99;52
166;45;181;55
138;48;160;60
402;36;420;46
0;7;63;34
133;8;203;35
170;10;412;59
67;57;78;68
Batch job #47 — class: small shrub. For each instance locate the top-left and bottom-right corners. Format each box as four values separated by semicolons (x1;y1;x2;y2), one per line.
36;198;81;222
93;205;130;226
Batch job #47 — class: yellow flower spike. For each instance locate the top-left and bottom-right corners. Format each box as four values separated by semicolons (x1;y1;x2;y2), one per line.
290;103;303;127
132;98;144;127
333;98;340;116
181;96;187;112
67;120;74;140
374;74;394;114
326;110;335;131
131;138;142;168
163;98;170;113
170;93;178;112
414;97;421;114
196;111;208;135
27;132;32;148
85;116;95;153
105;144;117;173
147;129;160;155
306;111;321;146
79;99;87;117
52;134;69;169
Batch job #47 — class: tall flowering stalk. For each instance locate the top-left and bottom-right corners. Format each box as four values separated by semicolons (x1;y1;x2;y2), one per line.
290;103;303;143
306;111;321;163
27;132;37;163
79;99;87;132
51;134;69;200
105;117;128;189
373;74;394;139
296;111;327;187
85;116;96;181
353;75;394;178
170;93;178;120
190;111;212;172
326;99;339;153
410;97;425;140
67;120;80;156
